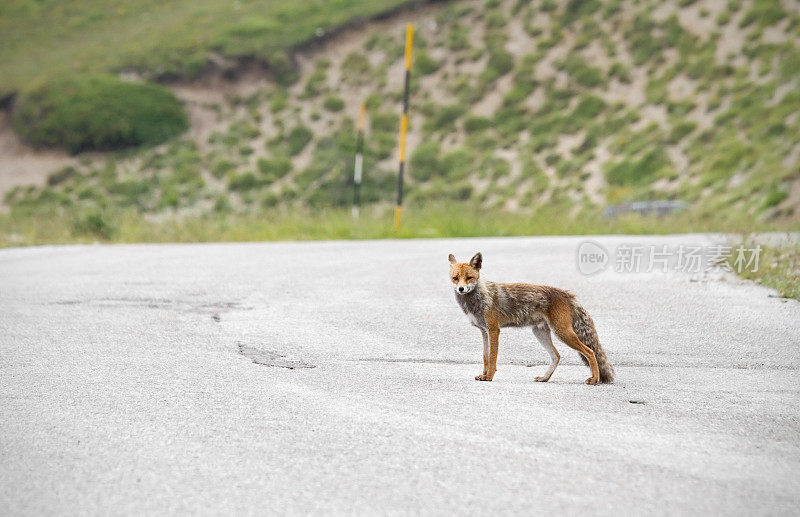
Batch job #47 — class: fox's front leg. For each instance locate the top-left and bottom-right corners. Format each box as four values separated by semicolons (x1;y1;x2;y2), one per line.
476;327;499;381
475;329;489;380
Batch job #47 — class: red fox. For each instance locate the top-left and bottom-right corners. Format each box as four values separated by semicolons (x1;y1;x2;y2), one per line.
449;252;614;384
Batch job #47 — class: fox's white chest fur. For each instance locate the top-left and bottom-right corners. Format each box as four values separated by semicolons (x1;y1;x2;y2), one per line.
455;281;488;329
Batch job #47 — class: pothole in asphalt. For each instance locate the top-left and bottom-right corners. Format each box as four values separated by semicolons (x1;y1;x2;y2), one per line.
49;297;248;315
237;343;316;369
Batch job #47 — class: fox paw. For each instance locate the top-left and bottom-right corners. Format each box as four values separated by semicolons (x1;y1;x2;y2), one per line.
534;376;549;382
585;377;598;385
474;374;493;381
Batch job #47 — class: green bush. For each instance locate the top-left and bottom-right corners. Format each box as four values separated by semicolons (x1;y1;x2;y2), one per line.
561;55;603;87
484;156;511;179
484;49;515;82
47;166;79;186
341;52;371;84
609;62;632;83
605;148;672;186
485;9;507;28
108;178;151;206
72;210;115;239
322;96;345;112
13;74;187;153
447;24;471;51
763;184;789;208
270;90;289;113
303;66;327;97
214;194;233;213
369;133;396;160
415;50;440;75
425;104;468;132
371;112;399;134
211;159;237;179
739;0;785;27
563;0;601;24
257;156;293;181
228;171;265;191
668;121;697;143
625;14;662;65
287;125;313;155
572;96;606;119
410;141;441;182
441;147;477;181
463;116;493;133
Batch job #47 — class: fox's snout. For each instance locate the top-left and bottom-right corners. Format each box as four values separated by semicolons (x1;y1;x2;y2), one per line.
453;282;476;295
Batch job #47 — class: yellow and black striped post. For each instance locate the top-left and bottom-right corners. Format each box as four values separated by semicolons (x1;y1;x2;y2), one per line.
394;23;413;230
352;102;366;218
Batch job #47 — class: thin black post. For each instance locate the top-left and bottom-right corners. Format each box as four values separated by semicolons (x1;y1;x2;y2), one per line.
395;23;413;230
352;102;366;218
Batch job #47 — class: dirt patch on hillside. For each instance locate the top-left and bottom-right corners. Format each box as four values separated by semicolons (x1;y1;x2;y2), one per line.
0;111;81;198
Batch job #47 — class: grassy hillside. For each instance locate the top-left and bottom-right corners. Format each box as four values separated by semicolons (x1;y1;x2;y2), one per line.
1;0;799;246
0;0;421;96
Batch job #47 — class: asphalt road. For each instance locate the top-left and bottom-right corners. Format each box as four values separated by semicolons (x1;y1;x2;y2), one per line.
1;236;799;515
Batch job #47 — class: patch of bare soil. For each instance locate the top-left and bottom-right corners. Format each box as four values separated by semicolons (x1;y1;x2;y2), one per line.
0;111;80;198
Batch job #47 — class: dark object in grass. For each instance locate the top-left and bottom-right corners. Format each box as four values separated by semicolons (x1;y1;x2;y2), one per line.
604;200;688;218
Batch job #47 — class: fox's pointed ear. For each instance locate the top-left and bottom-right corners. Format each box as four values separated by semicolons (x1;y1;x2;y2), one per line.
448;254;457;264
469;252;482;269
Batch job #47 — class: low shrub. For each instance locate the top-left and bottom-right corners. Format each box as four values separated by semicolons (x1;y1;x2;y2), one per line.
447;24;471;51
425;104;468;132
415;50;440;75
762;184;788;209
371;112;399;134
72;210;115;239
739;0;785;27
441;147;478;181
410;141;441;182
463;116;493;133
257;156;293;181
341;52;371;83
561;55;603;87
270;90;289;113
668;121;697;143
228;171;265;191
287;125;313;155
303;66;327;97
108;178;152;206
13;74;187;153
483;49;515;82
572;96;606;120
605;148;672;186
47;166;79;186
322;96;345;112
211;159;237;179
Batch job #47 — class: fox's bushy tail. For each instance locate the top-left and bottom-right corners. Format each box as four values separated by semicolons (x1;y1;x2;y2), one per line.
572;304;615;383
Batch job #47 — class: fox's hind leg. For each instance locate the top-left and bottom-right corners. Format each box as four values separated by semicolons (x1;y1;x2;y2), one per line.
532;322;559;382
547;302;600;385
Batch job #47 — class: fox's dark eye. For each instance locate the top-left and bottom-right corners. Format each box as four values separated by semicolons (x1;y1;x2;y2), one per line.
452;276;458;281
466;276;473;281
